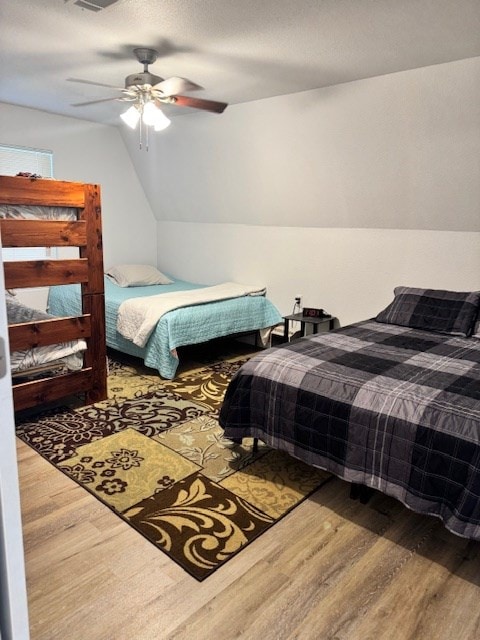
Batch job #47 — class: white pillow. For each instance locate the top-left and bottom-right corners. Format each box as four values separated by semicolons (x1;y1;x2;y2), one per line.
105;264;172;287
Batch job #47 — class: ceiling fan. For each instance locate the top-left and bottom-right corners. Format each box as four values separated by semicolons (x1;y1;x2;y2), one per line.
69;47;228;115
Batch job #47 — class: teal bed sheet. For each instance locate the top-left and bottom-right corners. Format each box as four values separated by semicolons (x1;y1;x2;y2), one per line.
47;276;282;379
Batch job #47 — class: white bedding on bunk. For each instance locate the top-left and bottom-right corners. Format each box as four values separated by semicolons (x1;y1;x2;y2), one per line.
7;294;86;374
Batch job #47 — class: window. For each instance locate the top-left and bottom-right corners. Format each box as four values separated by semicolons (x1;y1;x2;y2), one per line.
0;143;53;178
0;144;55;261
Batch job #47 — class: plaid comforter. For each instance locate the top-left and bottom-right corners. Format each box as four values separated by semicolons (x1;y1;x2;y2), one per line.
219;320;480;540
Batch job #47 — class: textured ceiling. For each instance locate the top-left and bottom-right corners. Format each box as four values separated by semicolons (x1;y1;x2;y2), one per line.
1;0;480;126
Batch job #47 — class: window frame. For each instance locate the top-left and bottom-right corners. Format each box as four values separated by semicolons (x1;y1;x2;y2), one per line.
0;143;55;262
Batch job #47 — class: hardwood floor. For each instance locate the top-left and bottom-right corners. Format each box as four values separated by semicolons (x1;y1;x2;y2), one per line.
18;435;480;640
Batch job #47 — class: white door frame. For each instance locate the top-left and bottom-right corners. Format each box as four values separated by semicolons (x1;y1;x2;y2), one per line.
0;244;30;639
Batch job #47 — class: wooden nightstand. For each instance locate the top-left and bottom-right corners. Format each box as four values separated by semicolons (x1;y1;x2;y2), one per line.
283;312;336;341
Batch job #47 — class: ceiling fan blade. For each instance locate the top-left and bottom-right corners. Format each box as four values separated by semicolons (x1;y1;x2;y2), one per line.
152;76;202;97
170;95;228;114
71;97;120;107
67;77;125;91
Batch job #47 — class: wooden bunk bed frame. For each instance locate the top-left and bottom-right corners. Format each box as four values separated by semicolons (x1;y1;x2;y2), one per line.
0;175;108;411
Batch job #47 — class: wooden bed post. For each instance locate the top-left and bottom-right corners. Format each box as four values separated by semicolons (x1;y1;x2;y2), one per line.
79;183;108;404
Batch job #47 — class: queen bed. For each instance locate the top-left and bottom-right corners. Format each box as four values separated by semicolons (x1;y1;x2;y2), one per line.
48;265;282;379
219;286;480;541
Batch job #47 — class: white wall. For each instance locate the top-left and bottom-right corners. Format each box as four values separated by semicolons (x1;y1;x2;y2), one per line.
157;222;480;324
2;56;478;324
144;57;480;231
0;103;158;274
153;58;480;321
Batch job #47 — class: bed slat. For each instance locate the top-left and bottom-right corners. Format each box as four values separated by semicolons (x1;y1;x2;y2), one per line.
12;369;93;411
0;219;87;247
0;176;85;207
8;315;91;350
4;259;88;288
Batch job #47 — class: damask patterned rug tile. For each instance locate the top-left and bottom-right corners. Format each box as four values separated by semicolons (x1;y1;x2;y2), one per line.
153;356;253;410
16;353;332;581
105;338;257;405
16;388;210;465
153;414;268;483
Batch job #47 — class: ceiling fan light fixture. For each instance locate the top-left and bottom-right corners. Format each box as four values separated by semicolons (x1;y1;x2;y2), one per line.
71;45;227;151
152;108;171;132
142;100;159;125
120;104;140;129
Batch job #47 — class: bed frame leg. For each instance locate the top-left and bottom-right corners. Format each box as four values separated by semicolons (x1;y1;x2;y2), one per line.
350;483;361;500
350;483;374;504
252;438;258;453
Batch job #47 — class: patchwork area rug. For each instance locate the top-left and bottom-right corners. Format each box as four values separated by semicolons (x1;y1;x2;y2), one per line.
16;351;331;580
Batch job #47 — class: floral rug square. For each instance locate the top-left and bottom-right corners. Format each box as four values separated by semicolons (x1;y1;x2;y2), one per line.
59;428;200;512
153;414;268;483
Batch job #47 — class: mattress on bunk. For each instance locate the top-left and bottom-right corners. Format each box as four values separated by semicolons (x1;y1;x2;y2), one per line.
7;294;86;374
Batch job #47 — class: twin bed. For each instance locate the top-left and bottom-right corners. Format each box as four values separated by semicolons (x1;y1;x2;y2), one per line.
220;287;480;541
48;271;282;380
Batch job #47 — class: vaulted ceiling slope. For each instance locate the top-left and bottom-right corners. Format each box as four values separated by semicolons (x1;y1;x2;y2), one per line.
1;0;480;126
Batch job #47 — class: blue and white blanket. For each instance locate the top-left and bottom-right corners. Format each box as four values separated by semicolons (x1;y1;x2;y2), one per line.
48;276;282;379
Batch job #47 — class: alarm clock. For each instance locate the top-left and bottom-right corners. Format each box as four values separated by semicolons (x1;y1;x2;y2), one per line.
302;307;325;318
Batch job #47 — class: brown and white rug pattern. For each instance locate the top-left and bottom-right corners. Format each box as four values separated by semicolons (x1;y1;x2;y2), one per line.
16;354;331;580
